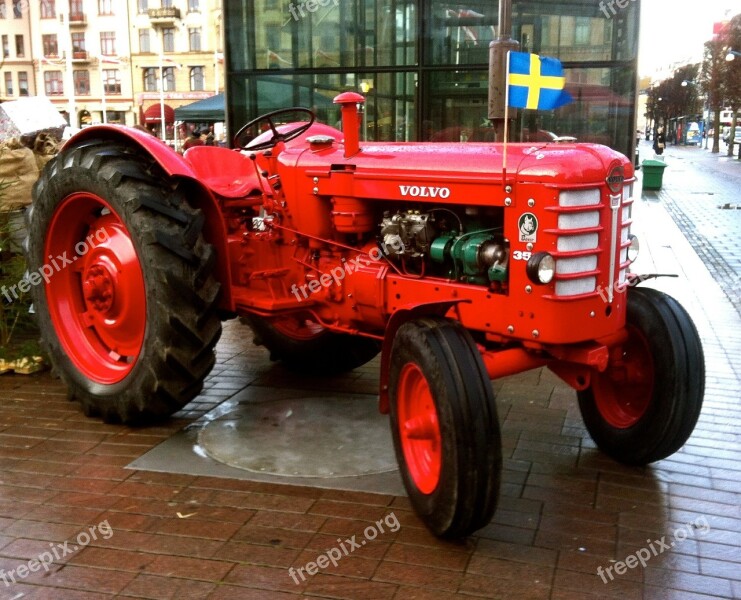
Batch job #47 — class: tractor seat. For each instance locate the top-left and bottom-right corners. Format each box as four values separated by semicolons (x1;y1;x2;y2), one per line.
183;146;262;200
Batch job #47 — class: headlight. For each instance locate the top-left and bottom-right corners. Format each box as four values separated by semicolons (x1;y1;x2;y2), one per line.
627;234;639;263
526;252;556;284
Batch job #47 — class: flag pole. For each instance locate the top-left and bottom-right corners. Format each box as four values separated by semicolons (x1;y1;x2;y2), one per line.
502;50;511;183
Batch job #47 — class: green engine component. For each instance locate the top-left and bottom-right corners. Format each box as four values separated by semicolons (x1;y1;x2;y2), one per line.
430;231;507;284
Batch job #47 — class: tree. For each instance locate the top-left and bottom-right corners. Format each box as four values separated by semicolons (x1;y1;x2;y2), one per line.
700;38;726;153
648;65;701;144
724;13;741;158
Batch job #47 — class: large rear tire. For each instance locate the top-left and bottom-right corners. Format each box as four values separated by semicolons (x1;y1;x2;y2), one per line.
242;313;380;374
577;287;704;464
25;140;222;423
388;317;501;538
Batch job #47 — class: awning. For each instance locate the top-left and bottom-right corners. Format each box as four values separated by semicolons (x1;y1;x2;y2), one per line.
143;103;175;124
174;93;224;122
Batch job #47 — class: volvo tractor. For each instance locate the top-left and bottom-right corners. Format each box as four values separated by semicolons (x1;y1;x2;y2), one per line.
26;92;704;538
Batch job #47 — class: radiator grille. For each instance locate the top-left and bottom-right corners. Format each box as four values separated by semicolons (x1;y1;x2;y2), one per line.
548;184;632;299
553;189;601;297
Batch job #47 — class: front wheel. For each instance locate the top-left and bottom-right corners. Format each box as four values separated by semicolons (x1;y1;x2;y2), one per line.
577;287;704;465
388;317;501;538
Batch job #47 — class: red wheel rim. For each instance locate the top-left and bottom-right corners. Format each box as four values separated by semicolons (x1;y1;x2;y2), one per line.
272;315;324;340
44;193;146;384
397;363;442;494
592;324;654;428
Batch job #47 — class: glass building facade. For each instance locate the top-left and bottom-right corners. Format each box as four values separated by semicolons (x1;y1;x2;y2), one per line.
223;0;639;157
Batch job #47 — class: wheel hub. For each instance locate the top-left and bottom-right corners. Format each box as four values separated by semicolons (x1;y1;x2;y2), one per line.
44;193;146;384
593;324;654;428
397;362;442;494
83;264;116;313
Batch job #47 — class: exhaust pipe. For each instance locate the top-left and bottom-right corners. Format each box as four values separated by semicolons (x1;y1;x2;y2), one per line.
333;92;365;158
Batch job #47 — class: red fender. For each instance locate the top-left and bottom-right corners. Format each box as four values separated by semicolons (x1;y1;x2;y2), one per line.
65;124;198;177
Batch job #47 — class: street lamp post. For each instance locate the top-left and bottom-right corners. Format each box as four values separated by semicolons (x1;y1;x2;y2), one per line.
726;50;741;159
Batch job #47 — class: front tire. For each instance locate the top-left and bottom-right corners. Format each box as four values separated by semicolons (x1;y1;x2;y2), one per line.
388;317;501;538
577;287;704;464
26;140;222;423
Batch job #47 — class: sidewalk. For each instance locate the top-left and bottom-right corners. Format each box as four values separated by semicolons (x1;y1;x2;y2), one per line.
0;149;739;599
641;140;741;314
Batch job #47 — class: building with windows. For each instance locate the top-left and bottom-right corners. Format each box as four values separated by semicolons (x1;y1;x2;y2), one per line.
223;0;639;158
128;0;223;139
23;0;135;126
0;0;223;133
0;0;37;99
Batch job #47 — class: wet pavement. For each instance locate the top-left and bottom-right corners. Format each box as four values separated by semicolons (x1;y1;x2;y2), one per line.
0;141;739;599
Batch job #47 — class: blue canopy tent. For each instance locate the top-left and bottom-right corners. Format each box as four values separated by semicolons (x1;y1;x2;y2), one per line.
174;82;335;124
173;94;225;122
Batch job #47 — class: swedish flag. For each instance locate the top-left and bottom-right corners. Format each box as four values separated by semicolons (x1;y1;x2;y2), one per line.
507;52;573;110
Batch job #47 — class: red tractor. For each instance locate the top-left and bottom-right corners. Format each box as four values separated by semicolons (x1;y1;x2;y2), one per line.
26;93;704;538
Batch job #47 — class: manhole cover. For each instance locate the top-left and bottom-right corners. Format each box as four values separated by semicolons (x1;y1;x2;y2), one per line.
198;396;398;478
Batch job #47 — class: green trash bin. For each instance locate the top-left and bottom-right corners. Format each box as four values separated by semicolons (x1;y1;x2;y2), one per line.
641;159;667;190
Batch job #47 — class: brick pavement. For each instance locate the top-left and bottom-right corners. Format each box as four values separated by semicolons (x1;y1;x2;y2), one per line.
0;147;739;599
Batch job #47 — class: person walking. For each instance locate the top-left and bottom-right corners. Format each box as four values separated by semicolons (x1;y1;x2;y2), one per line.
182;126;204;152
653;127;666;156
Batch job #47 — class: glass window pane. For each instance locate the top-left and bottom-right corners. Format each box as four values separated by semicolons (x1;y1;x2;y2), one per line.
425;2;495;66
18;71;29;95
228;71;417;143
190;66;204;90
424;0;637;66
422;70;492;141
163;28;175;52
227;0;417;72
139;29;150;53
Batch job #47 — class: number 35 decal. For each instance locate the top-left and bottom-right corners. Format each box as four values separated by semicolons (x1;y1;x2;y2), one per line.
511;251;532;261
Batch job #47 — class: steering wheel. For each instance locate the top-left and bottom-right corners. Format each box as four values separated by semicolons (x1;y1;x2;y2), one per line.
233;107;315;151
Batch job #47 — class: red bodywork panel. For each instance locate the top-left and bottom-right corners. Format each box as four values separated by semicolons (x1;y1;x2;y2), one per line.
259;137;633;343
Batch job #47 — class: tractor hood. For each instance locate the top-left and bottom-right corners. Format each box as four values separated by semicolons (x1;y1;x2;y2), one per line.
287;139;634;198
